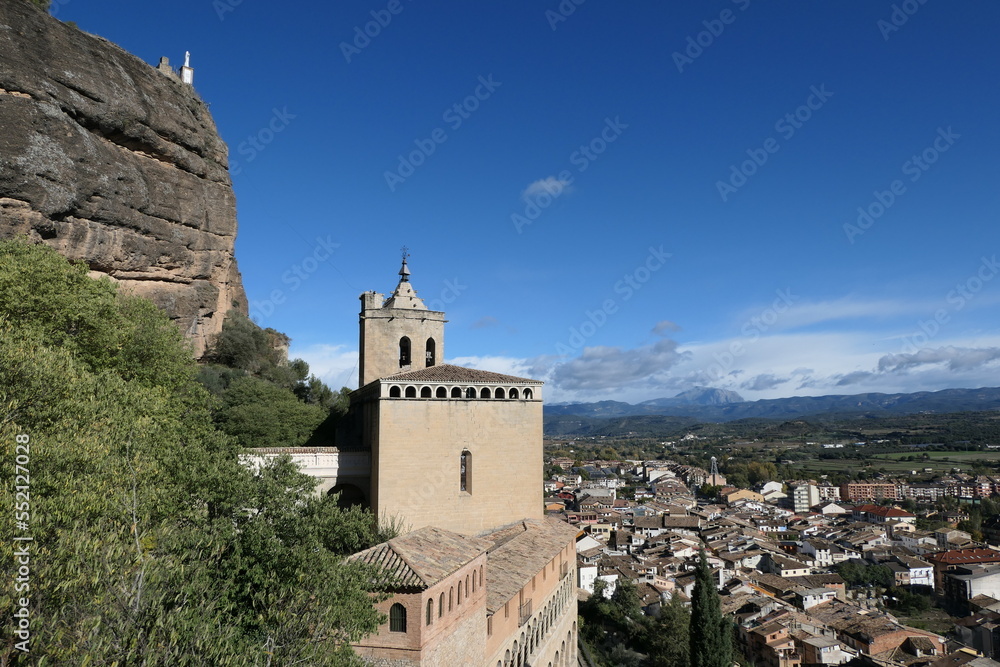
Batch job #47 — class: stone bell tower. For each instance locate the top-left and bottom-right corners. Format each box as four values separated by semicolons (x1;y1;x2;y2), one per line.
358;250;446;386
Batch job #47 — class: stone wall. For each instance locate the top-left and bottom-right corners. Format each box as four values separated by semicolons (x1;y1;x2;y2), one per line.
487;547;577;667
370;397;543;535
360;298;446;385
355;555;488;666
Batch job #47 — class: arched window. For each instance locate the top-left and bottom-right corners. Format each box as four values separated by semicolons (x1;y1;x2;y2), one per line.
438;593;444;617
426;599;433;625
389;385;401;398
426;338;436;367
523;388;533;400
465;387;476;399
509;388;519;399
420;386;432;398
405;386;416;398
436;386;447;398
389;603;407;632
461;450;471;493
458;581;463;604
472;571;476;593
451;387;462;398
466;574;470;596
399;336;411;367
495;387;506;399
449;587;454;611
480;387;491;399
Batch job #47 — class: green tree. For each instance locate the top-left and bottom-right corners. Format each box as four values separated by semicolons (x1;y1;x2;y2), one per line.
215;375;329;448
690;551;733;667
0;239;386;665
699;484;721;499
207;310;282;373
650;593;690;667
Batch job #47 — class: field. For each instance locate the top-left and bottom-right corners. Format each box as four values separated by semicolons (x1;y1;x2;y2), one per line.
792;450;1000;477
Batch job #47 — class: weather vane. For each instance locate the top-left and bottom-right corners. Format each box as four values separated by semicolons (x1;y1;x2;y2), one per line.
401;246;410;262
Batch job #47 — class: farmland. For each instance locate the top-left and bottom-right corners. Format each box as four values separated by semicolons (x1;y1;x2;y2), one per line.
790;449;1000;477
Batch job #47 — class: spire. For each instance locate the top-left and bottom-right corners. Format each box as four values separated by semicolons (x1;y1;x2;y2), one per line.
384;247;426;309
398;246;411;283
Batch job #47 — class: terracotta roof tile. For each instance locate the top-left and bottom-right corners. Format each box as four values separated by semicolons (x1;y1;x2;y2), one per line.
381;363;541;384
350;526;491;589
928;548;1000;565
482;518;580;613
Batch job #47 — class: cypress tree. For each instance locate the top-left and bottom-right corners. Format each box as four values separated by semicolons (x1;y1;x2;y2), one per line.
689;550;733;667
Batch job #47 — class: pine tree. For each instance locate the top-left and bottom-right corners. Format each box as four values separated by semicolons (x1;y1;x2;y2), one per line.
689;550;733;667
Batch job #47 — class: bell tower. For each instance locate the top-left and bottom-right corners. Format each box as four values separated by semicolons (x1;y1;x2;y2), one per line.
358;250;446;386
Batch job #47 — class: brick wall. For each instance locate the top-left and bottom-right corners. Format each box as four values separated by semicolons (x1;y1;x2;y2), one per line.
486;543;578;667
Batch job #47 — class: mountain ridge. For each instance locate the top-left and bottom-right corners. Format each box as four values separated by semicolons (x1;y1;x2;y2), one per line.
544;386;1000;421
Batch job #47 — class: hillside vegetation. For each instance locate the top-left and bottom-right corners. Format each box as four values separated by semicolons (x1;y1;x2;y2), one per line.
0;239;386;665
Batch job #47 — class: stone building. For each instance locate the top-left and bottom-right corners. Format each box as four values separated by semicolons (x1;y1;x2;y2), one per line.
260;256;579;666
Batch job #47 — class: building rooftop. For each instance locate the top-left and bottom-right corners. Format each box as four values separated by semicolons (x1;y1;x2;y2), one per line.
350;526;491;589
482;518;581;614
928;548;1000;566
382;363;542;385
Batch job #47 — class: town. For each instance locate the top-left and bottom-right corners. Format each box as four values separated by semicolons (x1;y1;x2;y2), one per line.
547;451;1000;667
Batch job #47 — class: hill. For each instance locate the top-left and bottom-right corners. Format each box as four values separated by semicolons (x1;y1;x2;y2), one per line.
544;387;1000;433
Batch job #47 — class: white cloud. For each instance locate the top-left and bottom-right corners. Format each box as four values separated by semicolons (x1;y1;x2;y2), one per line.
290;331;1000;407
877;346;1000;373
741;373;788;391
652;320;682;336
550;340;687;391
521;176;573;203
289;343;358;390
471;316;500;329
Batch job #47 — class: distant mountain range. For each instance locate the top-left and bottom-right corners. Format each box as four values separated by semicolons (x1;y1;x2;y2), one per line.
544;386;1000;422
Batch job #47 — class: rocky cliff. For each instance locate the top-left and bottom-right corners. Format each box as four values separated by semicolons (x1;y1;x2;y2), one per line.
0;1;247;357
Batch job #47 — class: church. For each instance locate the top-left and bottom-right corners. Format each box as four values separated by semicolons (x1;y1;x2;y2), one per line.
255;255;579;667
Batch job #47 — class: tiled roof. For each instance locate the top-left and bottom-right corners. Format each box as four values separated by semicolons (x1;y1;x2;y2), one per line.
381;363;541;384
248;447;340;454
482;518;580;613
350;526;491;589
856;504;915;518
928;548;1000;565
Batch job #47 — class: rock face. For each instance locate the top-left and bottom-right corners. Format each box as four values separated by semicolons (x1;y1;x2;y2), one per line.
0;1;247;356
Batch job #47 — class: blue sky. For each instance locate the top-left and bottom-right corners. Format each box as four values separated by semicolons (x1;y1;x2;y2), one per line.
57;1;1000;404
